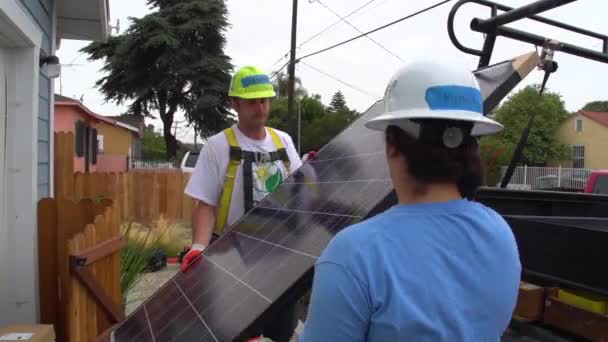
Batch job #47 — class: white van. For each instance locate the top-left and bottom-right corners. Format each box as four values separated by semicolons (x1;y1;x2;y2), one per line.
180;151;199;173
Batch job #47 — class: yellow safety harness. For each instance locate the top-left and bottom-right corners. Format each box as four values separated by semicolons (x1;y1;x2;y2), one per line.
215;127;290;234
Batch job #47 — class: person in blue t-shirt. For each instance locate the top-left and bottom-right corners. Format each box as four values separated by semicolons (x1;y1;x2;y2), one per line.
300;60;522;342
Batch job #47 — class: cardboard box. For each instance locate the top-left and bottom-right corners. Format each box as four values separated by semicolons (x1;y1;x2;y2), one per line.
513;281;545;322
0;325;55;342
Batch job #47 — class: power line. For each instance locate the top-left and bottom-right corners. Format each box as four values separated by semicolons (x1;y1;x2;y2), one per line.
298;0;452;61
300;0;379;49
300;61;380;99
311;0;404;63
270;61;290;80
270;0;379;68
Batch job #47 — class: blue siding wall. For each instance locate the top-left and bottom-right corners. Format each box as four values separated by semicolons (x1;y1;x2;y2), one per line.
20;0;52;54
19;0;54;198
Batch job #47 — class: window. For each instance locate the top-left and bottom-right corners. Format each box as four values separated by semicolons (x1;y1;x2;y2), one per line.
575;118;583;132
593;175;608;194
185;152;199;168
572;145;585;168
91;128;98;165
75;120;85;157
97;135;104;155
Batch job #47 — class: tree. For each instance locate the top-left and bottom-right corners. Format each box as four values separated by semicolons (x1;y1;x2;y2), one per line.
81;0;233;160
479;137;514;186
268;92;359;153
582;101;608;112
141;126;167;160
488;85;569;166
272;71;307;99
267;70;361;154
301;108;357;152
329;90;347;112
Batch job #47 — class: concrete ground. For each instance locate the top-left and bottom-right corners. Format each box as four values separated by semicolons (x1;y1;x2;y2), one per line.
125;263;179;316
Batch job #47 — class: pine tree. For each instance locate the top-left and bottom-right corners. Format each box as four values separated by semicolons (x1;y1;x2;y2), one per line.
82;0;233;160
329;90;347;112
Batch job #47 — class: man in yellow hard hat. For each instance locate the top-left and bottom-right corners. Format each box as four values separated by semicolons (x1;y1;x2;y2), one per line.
183;65;303;341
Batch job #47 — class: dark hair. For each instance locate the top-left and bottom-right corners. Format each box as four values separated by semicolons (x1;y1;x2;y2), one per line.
385;120;483;200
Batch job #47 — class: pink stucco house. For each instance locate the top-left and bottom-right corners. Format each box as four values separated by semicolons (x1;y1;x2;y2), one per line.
54;94;142;172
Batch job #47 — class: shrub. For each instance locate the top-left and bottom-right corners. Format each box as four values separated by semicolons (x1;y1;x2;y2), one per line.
120;222;161;305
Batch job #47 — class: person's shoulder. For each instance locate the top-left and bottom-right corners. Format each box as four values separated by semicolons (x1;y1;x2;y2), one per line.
319;214;388;264
204;128;231;150
469;200;508;223
268;126;295;144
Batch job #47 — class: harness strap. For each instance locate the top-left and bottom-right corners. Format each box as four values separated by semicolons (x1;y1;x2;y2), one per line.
242;153;254;212
215;126;292;234
215;128;240;234
267;127;290;172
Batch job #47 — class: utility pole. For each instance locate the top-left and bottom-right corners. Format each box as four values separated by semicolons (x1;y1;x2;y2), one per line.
287;0;299;136
297;99;302;155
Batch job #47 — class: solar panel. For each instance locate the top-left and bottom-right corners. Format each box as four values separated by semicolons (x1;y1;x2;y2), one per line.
111;101;394;341
111;55;540;341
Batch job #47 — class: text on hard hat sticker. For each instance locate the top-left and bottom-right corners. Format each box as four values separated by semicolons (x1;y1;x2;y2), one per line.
241;74;272;88
425;85;482;113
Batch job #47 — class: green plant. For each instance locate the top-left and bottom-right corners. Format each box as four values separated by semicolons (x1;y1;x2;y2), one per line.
153;216;191;257
120;222;162;305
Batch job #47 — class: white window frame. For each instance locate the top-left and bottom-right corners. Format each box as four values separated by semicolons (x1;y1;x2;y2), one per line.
97;134;104;154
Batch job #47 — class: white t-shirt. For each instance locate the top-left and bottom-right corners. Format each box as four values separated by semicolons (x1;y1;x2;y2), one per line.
184;125;302;229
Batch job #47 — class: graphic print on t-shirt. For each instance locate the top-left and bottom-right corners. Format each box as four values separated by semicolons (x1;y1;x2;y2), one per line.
253;160;285;202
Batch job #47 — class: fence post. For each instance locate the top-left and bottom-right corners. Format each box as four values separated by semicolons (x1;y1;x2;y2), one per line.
524;165;528;185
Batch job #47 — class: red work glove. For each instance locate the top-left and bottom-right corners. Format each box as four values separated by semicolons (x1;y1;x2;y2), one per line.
180;244;206;272
302;151;317;162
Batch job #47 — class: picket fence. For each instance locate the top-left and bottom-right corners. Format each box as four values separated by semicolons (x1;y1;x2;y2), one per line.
55;132;197;224
500;165;593;190
38;198;123;342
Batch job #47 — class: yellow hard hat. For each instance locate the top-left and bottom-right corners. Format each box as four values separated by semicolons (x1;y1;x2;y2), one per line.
228;66;276;99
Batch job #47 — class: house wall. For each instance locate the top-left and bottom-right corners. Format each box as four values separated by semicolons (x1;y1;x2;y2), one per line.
96;121;133;155
18;0;54;198
54;105;98;172
95;121;132;172
96;155;128;172
56;105;134;172
0;0;44;326
557;113;608;169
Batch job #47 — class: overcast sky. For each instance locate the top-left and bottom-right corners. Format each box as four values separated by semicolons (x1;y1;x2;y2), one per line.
55;0;608;144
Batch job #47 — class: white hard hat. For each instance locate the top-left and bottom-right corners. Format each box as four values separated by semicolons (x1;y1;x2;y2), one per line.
365;60;503;138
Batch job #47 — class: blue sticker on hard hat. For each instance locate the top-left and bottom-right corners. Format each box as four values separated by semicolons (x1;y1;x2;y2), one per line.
241;74;272;88
425;86;482;113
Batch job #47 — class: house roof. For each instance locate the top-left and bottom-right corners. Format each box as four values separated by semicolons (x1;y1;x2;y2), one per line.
579;111;608;128
54;94;139;133
107;114;144;129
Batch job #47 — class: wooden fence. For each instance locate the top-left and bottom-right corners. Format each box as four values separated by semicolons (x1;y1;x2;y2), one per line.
54;132;197;224
38;198;123;342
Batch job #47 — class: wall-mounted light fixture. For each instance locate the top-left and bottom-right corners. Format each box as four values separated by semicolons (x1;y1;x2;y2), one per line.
40;55;61;79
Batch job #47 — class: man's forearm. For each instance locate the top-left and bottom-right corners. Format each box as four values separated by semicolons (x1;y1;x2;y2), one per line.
192;201;217;247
